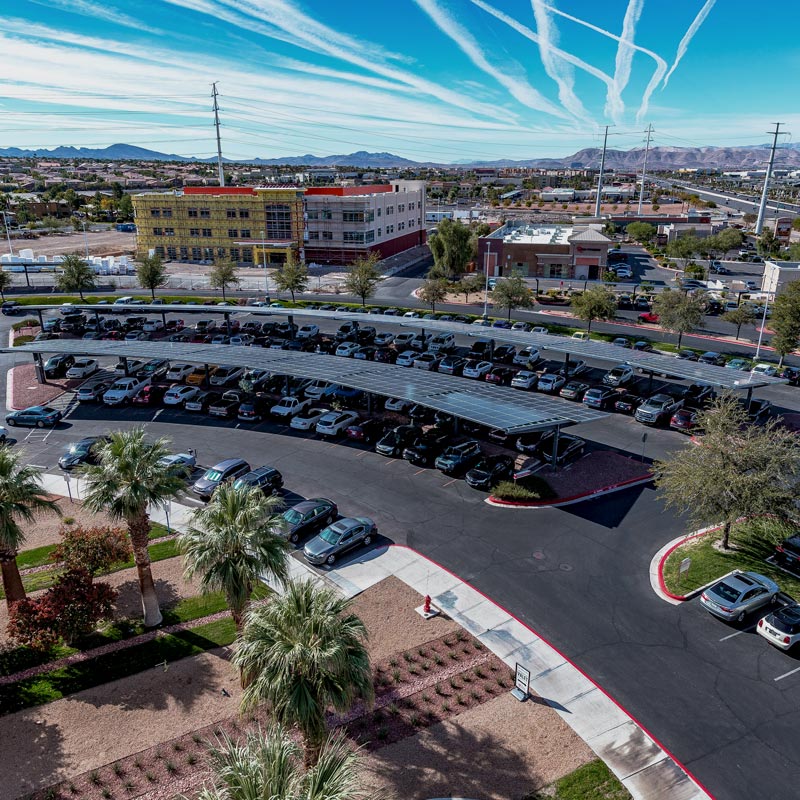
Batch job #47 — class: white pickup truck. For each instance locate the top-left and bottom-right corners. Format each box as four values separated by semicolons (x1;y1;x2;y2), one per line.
103;376;151;406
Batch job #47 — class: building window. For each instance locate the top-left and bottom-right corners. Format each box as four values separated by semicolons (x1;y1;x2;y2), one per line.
152;227;163;236
342;210;365;223
228;229;238;238
179;247;188;260
239;209;249;219
320;208;332;220
242;248;253;262
365;230;375;243
226;208;237;218
191;246;201;259
202;228;212;237
162;208;173;218
189;228;200;237
199;208;211;218
154;246;165;257
265;203;292;239
240;228;251;238
203;247;214;260
398;204;405;212
377;208;381;217
387;205;394;214
187;207;198;218
343;232;365;243
150;209;161;218
166;246;177;259
306;210;319;220
229;247;240;261
164;227;175;236
308;231;320;240
377;227;382;237
322;231;333;241
217;247;226;259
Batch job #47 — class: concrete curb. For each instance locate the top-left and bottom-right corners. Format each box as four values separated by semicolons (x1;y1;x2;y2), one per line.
486;473;653;509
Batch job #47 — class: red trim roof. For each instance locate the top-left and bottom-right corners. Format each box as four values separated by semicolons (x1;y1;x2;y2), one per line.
305;184;393;196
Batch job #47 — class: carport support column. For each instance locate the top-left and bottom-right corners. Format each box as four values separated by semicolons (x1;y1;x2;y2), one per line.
224;312;231;337
563;353;571;379
647;370;654;395
288;314;295;339
488;338;494;362
122;356;129;377
551;427;561;469
36;309;44;329
203;363;210;390
746;387;753;405
33;352;45;384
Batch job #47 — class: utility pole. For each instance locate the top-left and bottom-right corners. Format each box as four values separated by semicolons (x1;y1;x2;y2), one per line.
594;125;610;218
755;122;782;235
482;241;492;319
637;124;654;216
211;82;225;188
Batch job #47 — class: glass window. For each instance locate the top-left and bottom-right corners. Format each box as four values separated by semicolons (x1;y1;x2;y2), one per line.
187;207;198;218
189;228;200;237
202;228;212;237
166;246;177;259
226;208;237;218
217;247;226;258
229;247;240;260
342;210;365;223
321;208;332;220
150;209;161;217
164;227;175;236
365;230;375;243
387;205;394;214
377;227;382;237
306;210;319;220
199;208;211;218
242;248;253;262
155;246;165;257
191;247;201;259
203;247;214;259
240;229;250;238
239;209;249;219
228;229;238;238
343;232;365;243
153;227;163;236
308;231;319;240
265;203;292;239
179;247;188;259
162;208;173;217
322;231;333;241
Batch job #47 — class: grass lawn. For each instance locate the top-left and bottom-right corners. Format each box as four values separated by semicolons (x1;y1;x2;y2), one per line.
0;617;236;714
662;518;800;598
528;759;630;800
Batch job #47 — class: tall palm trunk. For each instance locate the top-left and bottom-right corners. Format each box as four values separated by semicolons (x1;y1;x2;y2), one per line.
0;549;25;608
127;510;162;627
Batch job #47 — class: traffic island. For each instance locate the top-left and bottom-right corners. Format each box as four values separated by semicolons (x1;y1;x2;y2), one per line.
487;451;652;508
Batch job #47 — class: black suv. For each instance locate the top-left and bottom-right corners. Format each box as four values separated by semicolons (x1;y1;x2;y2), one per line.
375;424;422;457
465;455;515;490
233;466;283;496
44;354;75;378
775;534;800;574
402;429;451;466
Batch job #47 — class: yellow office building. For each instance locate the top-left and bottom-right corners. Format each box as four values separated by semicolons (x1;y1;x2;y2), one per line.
132;186;305;265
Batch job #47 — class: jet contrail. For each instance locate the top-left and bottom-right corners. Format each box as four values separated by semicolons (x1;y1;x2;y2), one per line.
663;0;716;87
608;0;644;122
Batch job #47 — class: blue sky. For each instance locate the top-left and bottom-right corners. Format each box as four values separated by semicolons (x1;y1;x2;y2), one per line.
1;0;799;162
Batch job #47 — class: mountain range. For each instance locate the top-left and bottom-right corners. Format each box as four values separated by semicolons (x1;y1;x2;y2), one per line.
1;143;799;170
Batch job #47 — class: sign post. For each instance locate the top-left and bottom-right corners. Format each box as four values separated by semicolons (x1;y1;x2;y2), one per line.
511;663;530;702
679;557;691;588
63;472;73;503
640;431;648;462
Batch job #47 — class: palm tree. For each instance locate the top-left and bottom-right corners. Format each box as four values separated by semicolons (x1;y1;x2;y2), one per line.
179;483;290;630
189;724;368;800
0;448;60;610
233;580;373;766
80;428;185;627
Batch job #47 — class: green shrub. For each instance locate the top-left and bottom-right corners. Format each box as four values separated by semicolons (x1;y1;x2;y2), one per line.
492;476;556;502
12;318;39;331
12;335;34;347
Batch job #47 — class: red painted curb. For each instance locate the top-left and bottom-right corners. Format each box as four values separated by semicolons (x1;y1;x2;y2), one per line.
390;543;716;799
657;526;722;601
489;472;653;507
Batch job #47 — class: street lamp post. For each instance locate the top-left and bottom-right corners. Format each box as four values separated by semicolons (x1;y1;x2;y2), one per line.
261;230;270;302
81;220;89;259
753;290;773;361
482;241;492;319
0;211;13;257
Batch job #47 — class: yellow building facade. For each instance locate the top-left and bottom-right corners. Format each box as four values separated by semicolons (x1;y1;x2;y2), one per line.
132;186;305;266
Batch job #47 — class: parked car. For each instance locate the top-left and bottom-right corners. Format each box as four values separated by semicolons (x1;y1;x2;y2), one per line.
296;324;320;339
304;517;377;566
602;364;635;387
511;370;538;390
132;384;168;406
751;363;779;377
376;424;422;457
676;349;699;361
58;436;109;470
142;319;165;333
583;386;618;410
700;571;779;623
209;366;244;387
138;359;170;380
559;380;591;401
345;417;386;444
414;353;442;371
6;406;62;428
513;346;541;367
374;332;395;347
103;377;150;406
682;383;715;408
744;398;772;420
635;394;684;425
156;452;197;476
271;395;312;419
402;429;451;467
485;366;514;386
536;432;586;466
559;359;587;377
435;440;482;475
290;406;329;431
537;373;566;394
493;344;517;364
183;390;218;413
463;360;493;379
208;390;244;418
165;363;195;382
315;410;360;437
613;392;643;414
44;354;76;379
633;341;653;352
335;341;360;358
725;358;752;372
161;385;197;407
438;355;466;376
282;498;338;543
186;366;217;386
66;359;99;379
612;337;631;348
395;350;418;367
773;533;800;573
670;408;700;433
76;381;110;403
698;351;725;366
233;465;283;496
191;458;250;500
465;455;515;490
384;397;411;413
757;605;800;650
638;312;660;324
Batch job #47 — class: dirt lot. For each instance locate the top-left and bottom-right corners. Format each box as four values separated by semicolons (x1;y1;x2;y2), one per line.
12;229;134;258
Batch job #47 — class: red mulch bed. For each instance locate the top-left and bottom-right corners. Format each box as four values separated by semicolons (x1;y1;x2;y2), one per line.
536;450;651;499
26;633;511;800
8;364;86;410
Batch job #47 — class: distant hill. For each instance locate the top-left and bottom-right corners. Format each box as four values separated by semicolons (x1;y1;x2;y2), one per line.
1;143;799;170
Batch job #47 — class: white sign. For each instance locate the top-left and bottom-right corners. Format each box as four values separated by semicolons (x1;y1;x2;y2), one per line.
512;663;530;701
679;557;691;575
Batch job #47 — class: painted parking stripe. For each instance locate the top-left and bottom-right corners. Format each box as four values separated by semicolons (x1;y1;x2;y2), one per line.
442;478;458;487
414;468;426;475
719;624;757;641
774;665;800;682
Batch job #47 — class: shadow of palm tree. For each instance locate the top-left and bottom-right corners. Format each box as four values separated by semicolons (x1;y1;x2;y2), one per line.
112;577;181;622
0;711;65;799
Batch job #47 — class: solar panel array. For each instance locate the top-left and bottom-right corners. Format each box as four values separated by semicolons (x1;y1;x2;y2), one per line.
23;302;786;390
9;339;607;434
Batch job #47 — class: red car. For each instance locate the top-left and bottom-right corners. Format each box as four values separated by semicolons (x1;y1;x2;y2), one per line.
670;408;699;434
102;330;124;340
637;312;660;324
132;384;168;406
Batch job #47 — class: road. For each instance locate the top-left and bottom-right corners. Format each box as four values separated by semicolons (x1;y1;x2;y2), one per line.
655;180;799;220
3;309;800;799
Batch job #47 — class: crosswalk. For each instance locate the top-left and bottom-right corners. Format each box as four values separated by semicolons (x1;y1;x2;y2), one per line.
49;369;116;418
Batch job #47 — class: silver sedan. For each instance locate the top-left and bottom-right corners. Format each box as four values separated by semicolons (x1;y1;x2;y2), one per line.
700;571;780;623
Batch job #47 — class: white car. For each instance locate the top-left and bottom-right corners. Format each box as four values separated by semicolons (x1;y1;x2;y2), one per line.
751;363;778;377
614;267;633;279
564;359;588;376
385;397;410;413
403;311;420;318
142;319;165;333
335;341;360;358
531;326;548;334
395;350;417;367
156;453;197;473
296;324;319;339
290;407;329;430
413;353;440;371
165;363;195;381
230;334;254;346
315;410;360;437
513;347;540;367
210;366;245;386
103;377;150;406
163;385;200;406
511;371;539;390
603;364;635;387
304;379;331;400
571;332;590;342
537;373;566;393
374;332;395;346
757;605;800;650
114;358;145;375
394;332;416;349
271;396;312;418
66;359;99;379
463;360;493;379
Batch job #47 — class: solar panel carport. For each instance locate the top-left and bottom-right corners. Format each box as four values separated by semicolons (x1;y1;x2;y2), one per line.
24;302;786;392
8;340;606;435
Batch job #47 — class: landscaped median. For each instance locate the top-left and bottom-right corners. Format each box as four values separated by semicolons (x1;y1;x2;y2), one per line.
658;518;800;601
488;450;653;508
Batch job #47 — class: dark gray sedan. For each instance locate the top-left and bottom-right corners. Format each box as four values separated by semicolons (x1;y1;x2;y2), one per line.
303;517;377;566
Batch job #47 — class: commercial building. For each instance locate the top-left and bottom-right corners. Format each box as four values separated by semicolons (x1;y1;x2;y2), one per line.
762;260;800;296
477;222;612;280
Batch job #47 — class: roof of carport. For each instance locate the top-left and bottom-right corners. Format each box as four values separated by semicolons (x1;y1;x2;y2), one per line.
28;303;785;390
7;339;607;434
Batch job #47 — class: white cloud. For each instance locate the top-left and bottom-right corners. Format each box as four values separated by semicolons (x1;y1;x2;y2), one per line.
28;0;164;36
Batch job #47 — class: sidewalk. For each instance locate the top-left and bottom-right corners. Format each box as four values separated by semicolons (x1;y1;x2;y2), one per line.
39;473;712;800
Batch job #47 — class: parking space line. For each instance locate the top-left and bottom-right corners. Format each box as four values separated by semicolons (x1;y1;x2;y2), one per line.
719;624;757;642
414;468;426;475
151;409;163;421
355;450;370;458
774;665;800;682
442;478;458;487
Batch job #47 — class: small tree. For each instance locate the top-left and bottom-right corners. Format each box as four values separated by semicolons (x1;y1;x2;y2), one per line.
343;252;381;307
770;281;800;365
655;394;800;549
722;305;757;340
626;221;656;245
428;217;472;279
491;274;534;320
272;253;308;303
56;253;96;300
455;273;484;304
418;276;449;312
0;270;12;301
52;525;131;576
570;285;617;333
209;259;240;301
666;234;700;270
652;289;706;347
136;254;168;300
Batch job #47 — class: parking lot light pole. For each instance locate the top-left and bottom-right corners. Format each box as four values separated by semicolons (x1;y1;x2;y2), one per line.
483;242;492;319
261;231;270;302
1;211;13;257
753;290;773;361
